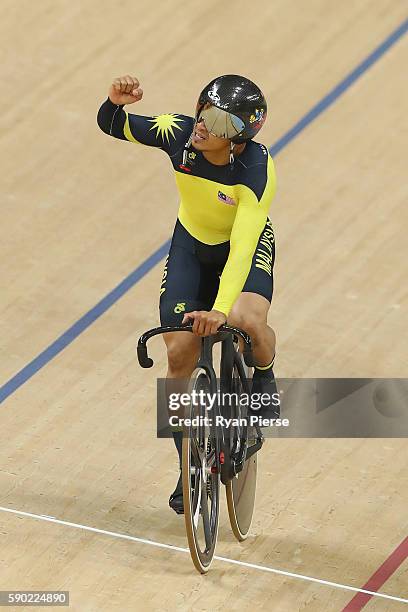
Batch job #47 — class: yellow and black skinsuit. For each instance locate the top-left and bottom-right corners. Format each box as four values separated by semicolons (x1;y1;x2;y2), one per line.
97;99;277;323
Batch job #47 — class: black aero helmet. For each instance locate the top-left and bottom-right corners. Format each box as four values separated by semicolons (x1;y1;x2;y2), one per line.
196;74;267;143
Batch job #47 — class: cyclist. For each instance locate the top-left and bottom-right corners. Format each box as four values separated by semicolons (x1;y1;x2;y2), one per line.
97;74;278;514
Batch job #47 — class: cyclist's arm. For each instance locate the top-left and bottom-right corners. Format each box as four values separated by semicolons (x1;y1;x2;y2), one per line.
212;158;276;316
97;98;186;151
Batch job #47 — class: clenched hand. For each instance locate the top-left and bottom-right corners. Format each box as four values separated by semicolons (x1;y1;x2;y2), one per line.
108;75;143;105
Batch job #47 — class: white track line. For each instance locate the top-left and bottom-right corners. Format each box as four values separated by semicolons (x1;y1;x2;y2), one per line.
0;505;407;605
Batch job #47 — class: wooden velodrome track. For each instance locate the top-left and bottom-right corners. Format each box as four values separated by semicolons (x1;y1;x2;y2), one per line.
1;1;407;610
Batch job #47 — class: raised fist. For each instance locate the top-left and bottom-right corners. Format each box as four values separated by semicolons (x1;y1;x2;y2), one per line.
108;75;143;105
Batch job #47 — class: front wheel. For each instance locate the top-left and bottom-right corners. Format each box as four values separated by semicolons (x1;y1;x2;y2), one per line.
182;368;220;573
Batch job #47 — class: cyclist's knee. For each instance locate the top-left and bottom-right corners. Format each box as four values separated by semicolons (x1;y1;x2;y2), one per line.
244;316;266;342
229;311;265;338
227;311;245;330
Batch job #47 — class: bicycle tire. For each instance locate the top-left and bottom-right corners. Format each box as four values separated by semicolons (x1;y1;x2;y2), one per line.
182;368;220;573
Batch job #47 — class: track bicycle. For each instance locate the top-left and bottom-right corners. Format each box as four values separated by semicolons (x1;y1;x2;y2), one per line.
137;323;265;573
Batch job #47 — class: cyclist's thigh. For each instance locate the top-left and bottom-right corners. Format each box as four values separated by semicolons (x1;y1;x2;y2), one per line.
159;220;216;326
162;330;200;362
230;291;270;327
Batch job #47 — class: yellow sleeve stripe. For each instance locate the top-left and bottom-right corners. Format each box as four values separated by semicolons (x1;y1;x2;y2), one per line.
123;112;140;144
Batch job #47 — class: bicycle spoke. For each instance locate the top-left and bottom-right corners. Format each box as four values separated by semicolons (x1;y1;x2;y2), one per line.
190;437;202;466
200;475;212;548
206;447;216;467
192;470;202;529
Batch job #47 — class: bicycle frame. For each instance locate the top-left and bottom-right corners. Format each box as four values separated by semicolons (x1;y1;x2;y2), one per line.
137;323;262;481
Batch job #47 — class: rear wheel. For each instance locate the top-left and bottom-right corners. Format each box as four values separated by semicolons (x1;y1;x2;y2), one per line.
225;350;258;541
226;452;258;541
182;369;220;573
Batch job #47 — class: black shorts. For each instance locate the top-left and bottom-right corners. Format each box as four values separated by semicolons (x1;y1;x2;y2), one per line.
159;219;275;325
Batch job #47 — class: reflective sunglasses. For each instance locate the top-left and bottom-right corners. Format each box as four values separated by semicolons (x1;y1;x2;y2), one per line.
197;104;245;139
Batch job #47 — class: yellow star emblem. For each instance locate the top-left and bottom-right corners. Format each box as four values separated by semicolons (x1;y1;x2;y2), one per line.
148;114;184;144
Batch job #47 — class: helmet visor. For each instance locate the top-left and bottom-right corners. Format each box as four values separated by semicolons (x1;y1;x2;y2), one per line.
198;104;245;139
